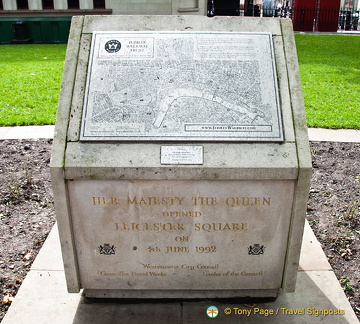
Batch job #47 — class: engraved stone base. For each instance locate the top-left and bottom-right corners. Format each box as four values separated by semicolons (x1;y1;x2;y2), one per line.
51;15;312;296
68;179;294;292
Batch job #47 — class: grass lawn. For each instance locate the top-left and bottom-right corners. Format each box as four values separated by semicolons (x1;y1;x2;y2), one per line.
0;44;66;126
0;35;359;129
295;34;360;129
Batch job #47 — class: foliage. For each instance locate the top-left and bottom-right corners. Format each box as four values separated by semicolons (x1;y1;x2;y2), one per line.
295;34;360;129
0;44;66;126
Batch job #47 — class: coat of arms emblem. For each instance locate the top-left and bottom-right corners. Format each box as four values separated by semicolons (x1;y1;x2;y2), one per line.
99;243;116;255
248;244;265;255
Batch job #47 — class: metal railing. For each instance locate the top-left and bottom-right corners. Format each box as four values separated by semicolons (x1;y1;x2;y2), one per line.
339;10;359;31
290;8;359;32
207;5;360;33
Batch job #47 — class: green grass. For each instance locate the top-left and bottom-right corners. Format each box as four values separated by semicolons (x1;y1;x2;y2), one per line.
0;44;66;125
295;34;360;129
0;37;359;128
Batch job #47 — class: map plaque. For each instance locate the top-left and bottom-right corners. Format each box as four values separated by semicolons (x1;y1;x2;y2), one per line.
80;32;283;142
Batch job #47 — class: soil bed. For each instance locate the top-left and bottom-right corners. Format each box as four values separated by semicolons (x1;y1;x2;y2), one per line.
0;139;359;321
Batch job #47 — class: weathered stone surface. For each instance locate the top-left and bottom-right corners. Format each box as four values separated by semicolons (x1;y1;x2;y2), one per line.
68;179;294;290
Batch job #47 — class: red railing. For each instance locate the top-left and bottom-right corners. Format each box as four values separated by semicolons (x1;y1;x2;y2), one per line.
207;5;360;33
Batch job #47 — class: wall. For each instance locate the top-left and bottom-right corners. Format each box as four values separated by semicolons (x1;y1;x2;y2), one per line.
1;0;207;15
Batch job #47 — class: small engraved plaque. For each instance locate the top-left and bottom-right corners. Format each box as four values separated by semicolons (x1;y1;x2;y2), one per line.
80;31;283;142
161;146;203;165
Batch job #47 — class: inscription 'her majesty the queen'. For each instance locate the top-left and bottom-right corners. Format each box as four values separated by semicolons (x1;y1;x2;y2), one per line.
68;179;294;290
91;195;272;207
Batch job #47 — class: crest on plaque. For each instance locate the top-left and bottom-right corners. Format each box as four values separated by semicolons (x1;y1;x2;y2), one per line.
248;244;265;255
99;243;116;255
105;40;121;53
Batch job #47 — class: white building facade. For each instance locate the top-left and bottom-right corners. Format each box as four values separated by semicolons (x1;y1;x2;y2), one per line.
0;0;208;15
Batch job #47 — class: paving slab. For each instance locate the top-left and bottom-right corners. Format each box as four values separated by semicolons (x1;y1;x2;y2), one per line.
182;271;357;323
0;125;54;140
308;128;360;143
72;301;182;324
298;221;332;271
3;222;358;324
0;127;11;139
2;270;82;324
31;223;64;272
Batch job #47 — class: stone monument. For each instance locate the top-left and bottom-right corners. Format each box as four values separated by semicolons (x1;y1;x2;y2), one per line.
51;15;311;298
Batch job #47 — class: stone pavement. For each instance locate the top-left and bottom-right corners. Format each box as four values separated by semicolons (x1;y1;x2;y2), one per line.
0;125;55;140
1;125;359;323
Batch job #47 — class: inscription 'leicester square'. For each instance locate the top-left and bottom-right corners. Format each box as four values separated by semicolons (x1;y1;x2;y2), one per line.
68;179;293;290
51;15;311;299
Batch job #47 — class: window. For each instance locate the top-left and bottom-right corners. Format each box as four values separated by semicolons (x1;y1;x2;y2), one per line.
68;0;79;9
93;0;105;9
42;0;54;9
17;0;29;9
0;0;3;10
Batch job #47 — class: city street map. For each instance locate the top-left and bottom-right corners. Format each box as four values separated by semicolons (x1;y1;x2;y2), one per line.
80;32;283;142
